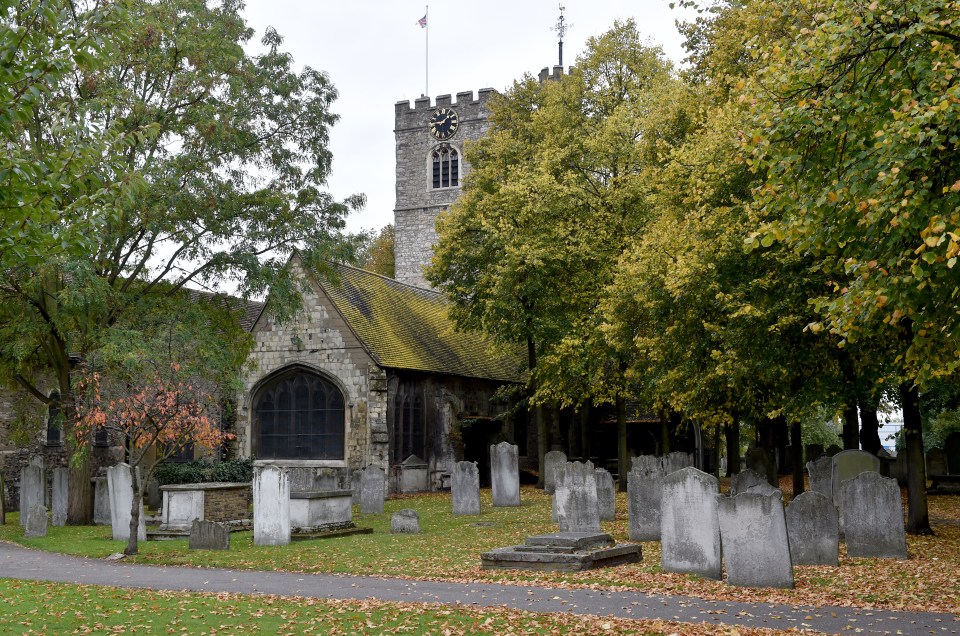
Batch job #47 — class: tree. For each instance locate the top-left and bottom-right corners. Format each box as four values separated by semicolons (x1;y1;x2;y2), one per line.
0;0;361;522
359;224;396;278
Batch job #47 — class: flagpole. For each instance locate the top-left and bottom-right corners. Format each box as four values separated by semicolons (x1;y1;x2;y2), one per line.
425;5;429;97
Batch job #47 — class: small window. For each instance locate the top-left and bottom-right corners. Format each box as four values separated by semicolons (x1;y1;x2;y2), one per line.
431;147;459;189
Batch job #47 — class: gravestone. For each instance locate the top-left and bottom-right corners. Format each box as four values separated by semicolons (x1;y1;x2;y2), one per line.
351;469;362;506
391;508;421;533
785;491;838;566
51;467;68;527
831;449;880;506
926;448;948;477
595;468;616;521
840;472;907;559
107;463;146;542
253;465;290;546
146;478;162;511
490;442;520;507
189;519;230;550
945;432;960;474
19;456;44;527
543;450;567;495
729;469;767;496
360;465;385;514
662;451;693;476
805;444;825;462
806;456;833;497
93;476;111;526
24;503;48;538
744;482;781;497
451;461;481;516
628;455;663;541
554;461;600;533
660;467;722;580
717;492;793;589
745;448;777;487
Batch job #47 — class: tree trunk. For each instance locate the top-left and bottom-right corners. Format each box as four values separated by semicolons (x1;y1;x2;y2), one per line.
725;419;741;476
125;465;141;555
791;420;804;497
580;404;591;461
549;407;563;452
899;382;932;535
858;398;882;455
616;395;627;492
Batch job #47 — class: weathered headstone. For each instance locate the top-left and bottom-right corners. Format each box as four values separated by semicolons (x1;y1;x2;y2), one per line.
351;469;362;506
945;431;960;474
51;467;68;527
745;448;777;487
253;465;290;546
390;508;421;533
729;469;767;496
785;491;839;566
543;450;567;495
662;451;693;476
806;455;833;498
24;503;48;538
93;476;111;526
490;442;520;507
660;467;721;580
189;519;230;550
19;455;44;527
107;463;146;542
554;461;600;533
805;444;825;462
451;461;481;515
840;472;907;559
360;465;385;514
744;482;781;497
831;449;880;506
595;468;616;521
926;448;948;477
717;492;793;588
628;455;663;541
146;478;162;511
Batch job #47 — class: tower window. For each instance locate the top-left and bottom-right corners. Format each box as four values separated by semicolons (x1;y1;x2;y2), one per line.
431;147;459;189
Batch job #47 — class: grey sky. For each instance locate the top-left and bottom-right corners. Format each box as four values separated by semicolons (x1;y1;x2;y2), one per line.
242;0;697;234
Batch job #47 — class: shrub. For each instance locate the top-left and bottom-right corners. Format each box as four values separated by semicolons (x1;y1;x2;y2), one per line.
153;458;253;486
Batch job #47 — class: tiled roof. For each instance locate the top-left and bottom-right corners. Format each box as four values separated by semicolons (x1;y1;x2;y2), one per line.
312;262;523;382
186;288;264;332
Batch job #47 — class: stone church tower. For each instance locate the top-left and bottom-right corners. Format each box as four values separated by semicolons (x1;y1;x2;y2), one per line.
393;89;495;288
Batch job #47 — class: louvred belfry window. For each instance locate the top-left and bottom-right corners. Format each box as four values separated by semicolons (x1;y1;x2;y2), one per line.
253;369;345;460
431;146;459;189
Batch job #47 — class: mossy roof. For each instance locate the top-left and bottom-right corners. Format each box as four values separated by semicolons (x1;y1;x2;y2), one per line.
311;262;522;383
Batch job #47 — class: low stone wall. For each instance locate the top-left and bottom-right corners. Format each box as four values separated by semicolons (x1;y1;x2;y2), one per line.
160;482;250;531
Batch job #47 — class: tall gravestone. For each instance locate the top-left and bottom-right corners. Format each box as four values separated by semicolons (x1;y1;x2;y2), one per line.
555;461;600;533
745;448;777;487
806;455;833;498
24;503;48;538
595;468;616;521
19;455;44;527
51;467;68;527
543;450;566;495
662;452;693;476
785;491;839;566
253;465;290;546
729;469;767;496
93;476;111;526
490;442;520;507
945;432;960;474
840;472;907;559
832;450;881;532
107;463;146;542
351;469;362;506
360;465;386;514
451;461;481;515
661;467;722;580
628;455;663;541
717;492;793;589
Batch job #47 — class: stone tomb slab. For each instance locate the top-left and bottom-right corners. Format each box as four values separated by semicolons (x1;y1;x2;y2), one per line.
481;531;640;572
157;482;251;535
289;490;353;532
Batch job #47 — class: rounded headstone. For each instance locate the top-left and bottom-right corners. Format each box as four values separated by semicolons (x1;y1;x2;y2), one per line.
391;508;421;534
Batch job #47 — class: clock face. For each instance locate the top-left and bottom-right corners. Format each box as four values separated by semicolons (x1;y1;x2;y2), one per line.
429;107;459;140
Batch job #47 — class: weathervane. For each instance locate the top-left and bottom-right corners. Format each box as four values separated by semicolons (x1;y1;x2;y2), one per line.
552;4;571;67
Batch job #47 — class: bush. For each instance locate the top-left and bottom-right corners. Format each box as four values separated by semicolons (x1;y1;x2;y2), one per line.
153;458;253;486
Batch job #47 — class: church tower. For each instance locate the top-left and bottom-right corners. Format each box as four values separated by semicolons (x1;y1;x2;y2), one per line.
393;89;495;288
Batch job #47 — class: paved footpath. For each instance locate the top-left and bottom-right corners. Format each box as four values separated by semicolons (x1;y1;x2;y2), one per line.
0;541;956;635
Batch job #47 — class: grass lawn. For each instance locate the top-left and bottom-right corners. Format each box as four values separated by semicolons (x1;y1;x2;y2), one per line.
1;484;958;614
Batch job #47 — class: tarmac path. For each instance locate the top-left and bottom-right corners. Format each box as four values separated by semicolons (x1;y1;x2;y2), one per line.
0;541;956;635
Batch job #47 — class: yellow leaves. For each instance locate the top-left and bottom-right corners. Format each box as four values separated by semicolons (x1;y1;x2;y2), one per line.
827;191;839;202
950;179;960;192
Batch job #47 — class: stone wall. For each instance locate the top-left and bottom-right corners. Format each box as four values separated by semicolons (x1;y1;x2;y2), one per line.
202;484;251;523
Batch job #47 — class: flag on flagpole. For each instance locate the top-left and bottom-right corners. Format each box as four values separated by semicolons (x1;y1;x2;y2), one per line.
418;14;427;28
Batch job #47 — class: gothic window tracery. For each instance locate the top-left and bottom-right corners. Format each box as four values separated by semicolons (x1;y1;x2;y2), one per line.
431;146;459;189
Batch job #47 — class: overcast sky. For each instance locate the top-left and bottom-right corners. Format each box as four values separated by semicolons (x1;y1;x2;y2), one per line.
242;1;697;235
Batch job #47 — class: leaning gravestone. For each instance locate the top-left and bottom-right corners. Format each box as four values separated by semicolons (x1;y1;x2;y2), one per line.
490;442;521;507
24;503;48;538
51;467;68;527
662;451;693;476
628;455;663;541
253;465;290;546
543;450;566;495
717;491;793;589
945;431;960;474
595;468;616;521
451;461;481;516
19;456;44;527
391;508;421;534
661;467;722;580
831;449;880;506
107;463;146;542
785;491;839;566
189;519;230;550
93;476;111;526
555;461;600;533
360;465;386;514
806;455;833;498
840;472;907;559
729;469;767;496
745;448;777;487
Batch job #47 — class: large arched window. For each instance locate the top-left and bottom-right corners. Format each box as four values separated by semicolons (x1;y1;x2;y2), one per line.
252;368;345;460
393;391;424;463
431;146;459;189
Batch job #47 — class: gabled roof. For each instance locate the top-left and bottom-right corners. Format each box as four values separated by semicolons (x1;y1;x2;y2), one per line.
309;262;522;383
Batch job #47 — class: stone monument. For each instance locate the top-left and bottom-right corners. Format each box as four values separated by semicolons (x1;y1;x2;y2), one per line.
451;461;481;516
360;465;386;515
253;465;290;546
717;492;793;589
661;467;721;580
490;442;520;507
